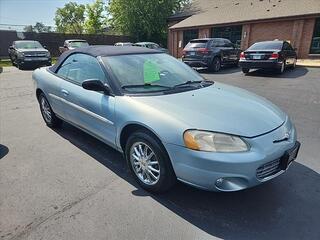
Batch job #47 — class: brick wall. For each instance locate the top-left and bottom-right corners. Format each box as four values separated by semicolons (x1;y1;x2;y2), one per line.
169;17;319;59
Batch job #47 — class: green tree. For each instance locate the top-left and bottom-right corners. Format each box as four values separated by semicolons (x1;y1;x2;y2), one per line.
23;25;34;32
34;22;52;33
84;0;107;34
54;2;86;34
107;0;190;45
24;22;52;33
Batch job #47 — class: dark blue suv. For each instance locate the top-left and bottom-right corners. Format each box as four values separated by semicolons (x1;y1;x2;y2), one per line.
182;38;241;72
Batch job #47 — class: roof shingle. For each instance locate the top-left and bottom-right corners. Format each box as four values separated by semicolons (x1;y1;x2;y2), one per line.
170;0;320;29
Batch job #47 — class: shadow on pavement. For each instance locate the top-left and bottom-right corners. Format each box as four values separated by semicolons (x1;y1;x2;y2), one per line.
0;144;9;159
198;65;242;75
54;122;320;240
245;67;309;79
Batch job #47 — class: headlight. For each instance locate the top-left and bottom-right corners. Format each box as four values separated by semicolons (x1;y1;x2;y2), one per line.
46;52;51;57
17;52;24;58
183;130;249;152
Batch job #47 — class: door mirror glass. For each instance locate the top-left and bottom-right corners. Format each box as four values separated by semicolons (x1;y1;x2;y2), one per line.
82;79;110;94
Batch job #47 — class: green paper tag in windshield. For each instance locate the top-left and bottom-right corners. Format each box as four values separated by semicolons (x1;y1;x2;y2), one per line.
144;60;160;83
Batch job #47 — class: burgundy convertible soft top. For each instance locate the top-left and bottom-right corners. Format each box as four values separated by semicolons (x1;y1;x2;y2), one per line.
49;45;162;73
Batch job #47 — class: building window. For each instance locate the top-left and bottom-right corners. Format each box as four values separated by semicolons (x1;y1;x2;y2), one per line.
310;18;320;54
212;25;242;47
183;29;199;47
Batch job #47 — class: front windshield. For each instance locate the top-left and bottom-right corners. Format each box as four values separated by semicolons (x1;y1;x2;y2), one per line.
103;53;205;93
69;41;89;48
15;41;43;49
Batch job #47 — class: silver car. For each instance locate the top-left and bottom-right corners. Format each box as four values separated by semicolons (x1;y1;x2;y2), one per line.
33;46;300;192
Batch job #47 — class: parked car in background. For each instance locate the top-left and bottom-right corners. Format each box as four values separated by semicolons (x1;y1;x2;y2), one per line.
33;46;300;193
134;42;168;53
8;40;51;69
182;38;241;72
59;39;89;54
115;42;133;46
239;40;297;74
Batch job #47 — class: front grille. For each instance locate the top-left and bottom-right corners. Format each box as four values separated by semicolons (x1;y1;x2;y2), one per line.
24;52;47;57
256;158;281;180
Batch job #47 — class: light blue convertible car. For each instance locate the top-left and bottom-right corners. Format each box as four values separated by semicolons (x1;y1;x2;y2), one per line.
33;46;300;192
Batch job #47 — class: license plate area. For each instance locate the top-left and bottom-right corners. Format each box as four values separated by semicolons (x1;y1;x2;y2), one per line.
280;142;301;170
252;55;262;60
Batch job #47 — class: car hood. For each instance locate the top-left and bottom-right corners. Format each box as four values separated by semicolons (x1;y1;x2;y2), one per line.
131;82;286;138
17;48;48;53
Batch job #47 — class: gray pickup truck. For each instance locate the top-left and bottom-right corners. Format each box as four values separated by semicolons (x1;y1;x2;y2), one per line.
182;38;241;72
8;40;51;69
59;39;89;54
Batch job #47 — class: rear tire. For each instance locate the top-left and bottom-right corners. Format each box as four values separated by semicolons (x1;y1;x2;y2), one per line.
242;68;250;74
210;57;221;72
277;62;285;74
38;93;62;128
125;130;176;193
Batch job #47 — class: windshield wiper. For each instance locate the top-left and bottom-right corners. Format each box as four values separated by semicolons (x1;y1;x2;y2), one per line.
121;83;171;89
173;80;213;89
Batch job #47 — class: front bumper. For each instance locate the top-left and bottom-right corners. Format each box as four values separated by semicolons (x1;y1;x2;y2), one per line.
182;57;211;68
165;118;298;192
18;57;51;66
239;59;282;69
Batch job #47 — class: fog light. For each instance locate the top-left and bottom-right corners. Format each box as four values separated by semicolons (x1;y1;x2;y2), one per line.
215;177;248;192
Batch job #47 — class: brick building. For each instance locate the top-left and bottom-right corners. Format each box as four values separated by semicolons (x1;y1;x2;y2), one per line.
168;0;320;59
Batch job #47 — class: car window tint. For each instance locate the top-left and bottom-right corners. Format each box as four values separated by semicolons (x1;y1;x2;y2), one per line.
283;42;293;51
57;54;106;84
249;41;283;50
224;39;233;47
186;40;208;48
212;40;224;47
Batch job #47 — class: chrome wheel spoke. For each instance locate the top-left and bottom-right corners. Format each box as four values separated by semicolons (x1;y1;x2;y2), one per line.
148;166;160;174
147;169;158;180
130;142;160;186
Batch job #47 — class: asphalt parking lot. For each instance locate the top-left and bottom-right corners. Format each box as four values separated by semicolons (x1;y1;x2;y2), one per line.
0;66;319;240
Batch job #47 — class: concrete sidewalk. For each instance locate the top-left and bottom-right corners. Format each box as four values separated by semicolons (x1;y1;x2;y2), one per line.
297;59;320;67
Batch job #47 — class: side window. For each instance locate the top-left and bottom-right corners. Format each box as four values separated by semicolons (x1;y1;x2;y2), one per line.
283;42;292;51
57;54;106;85
57;55;75;79
223;39;233;47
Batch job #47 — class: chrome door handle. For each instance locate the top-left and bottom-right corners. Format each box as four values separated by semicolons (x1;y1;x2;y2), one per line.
61;89;69;96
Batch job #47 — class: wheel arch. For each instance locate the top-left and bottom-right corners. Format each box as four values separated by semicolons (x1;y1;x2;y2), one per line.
119;123;164;152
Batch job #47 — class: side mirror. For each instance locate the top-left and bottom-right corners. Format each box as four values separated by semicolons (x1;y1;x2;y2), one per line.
43;45;47;49
82;79;110;94
9;46;14;50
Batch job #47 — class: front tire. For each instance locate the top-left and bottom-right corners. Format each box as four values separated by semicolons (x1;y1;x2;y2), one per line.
125;130;176;193
38;93;62;128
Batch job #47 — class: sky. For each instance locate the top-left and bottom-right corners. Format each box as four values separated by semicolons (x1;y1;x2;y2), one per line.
0;0;97;31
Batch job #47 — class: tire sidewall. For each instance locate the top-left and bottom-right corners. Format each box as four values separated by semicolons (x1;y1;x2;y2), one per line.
125;131;175;192
39;93;54;127
211;57;221;72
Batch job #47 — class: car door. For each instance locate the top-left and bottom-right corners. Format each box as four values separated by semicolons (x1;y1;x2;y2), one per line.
224;39;238;62
56;53;116;147
217;39;232;64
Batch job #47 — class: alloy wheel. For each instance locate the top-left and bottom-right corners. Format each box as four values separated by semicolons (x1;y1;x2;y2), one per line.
130;142;160;185
40;97;52;123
